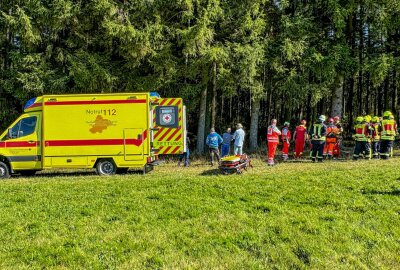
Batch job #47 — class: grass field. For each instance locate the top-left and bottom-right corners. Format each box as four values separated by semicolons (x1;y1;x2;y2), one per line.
0;158;399;269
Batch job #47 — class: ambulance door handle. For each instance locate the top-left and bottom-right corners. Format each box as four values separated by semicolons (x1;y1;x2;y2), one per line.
28;140;36;144
137;134;142;140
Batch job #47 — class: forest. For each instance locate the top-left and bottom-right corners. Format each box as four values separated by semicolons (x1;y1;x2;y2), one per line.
0;0;399;152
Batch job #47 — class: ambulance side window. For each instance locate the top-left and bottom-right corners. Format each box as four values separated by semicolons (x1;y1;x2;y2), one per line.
8;116;37;139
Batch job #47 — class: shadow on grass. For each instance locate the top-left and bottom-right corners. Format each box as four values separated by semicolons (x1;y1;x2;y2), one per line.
361;189;400;196
15;169;145;179
199;168;221;176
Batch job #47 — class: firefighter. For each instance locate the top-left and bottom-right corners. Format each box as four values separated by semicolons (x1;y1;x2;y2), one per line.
380;111;397;159
371;116;381;159
281;122;291;161
364;115;373;158
352;116;372;160
389;113;397;157
309;115;327;162
267;119;281;166
323;118;339;159
293;120;308;159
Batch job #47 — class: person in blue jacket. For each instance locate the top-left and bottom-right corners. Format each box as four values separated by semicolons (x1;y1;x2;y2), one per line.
221;128;233;157
206;128;223;166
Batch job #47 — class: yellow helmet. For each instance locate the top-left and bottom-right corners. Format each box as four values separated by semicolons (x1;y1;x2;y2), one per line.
356;116;364;123
364;115;372;123
371;116;380;123
383;111;393;117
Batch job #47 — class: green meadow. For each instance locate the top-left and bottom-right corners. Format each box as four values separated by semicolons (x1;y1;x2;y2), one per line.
0;159;399;269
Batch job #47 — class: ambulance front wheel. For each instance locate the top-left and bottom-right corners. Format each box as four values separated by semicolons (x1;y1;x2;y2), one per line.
96;159;117;176
0;161;11;179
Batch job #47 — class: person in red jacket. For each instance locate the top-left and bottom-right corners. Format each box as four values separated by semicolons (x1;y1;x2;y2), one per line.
332;116;342;158
267;119;281;166
281;122;291;161
293;120;308;159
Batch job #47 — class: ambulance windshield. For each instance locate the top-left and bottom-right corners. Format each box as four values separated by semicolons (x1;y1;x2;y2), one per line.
5;116;37;140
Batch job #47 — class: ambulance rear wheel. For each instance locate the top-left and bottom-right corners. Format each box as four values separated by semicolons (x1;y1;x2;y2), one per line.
96;159;117;176
0;162;11;179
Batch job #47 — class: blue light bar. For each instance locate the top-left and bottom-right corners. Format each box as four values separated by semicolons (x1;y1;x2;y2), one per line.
150;92;161;98
24;97;37;110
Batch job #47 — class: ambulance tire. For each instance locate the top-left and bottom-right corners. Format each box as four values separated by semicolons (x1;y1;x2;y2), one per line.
0;162;11;179
96;159;117;176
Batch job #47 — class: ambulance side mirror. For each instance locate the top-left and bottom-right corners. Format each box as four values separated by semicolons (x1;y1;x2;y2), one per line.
7;129;12;139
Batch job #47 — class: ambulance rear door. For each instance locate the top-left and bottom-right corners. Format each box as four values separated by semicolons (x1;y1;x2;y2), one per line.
152;98;185;155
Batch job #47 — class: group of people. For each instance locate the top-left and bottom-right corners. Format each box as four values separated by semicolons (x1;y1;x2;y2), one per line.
267;111;397;165
352;111;397;160
179;111;397;167
206;124;245;166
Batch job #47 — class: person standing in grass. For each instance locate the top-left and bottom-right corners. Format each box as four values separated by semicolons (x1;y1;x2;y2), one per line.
293;119;308;159
267;119;281;166
178;131;190;167
380;111;397;159
233;123;245;155
309;115;327;163
353;116;373;160
206;128;223;166
370;116;382;159
281;122;291;161
221;128;233;157
323;118;339;159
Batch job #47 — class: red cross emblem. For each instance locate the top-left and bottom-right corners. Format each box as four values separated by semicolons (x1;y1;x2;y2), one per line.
163;114;172;123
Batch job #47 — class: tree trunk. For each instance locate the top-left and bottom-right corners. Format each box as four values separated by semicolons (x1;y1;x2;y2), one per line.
365;72;370;113
358;3;364;115
348;77;354;129
211;61;217;128
331;75;344;117
249;97;261;152
378;84;383;115
196;86;208;153
392;69;397;114
306;93;312;123
384;76;389;110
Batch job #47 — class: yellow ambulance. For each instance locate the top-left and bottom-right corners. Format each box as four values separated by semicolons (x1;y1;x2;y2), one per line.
0;92;186;178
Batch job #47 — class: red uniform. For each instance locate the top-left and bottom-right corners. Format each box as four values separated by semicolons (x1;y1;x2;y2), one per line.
323;124;339;157
281;127;291;160
294;125;307;158
267;125;281;165
333;123;342;158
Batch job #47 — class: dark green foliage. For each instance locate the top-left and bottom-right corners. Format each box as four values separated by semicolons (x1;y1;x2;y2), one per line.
0;0;399;141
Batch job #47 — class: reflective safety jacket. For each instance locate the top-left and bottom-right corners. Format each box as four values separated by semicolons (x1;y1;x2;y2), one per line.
326;124;339;143
267;125;281;143
353;123;372;142
381;119;396;140
371;123;381;141
309;123;327;141
281;127;291;142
